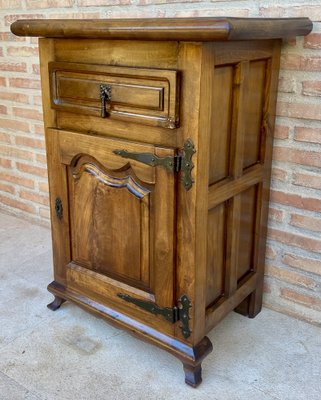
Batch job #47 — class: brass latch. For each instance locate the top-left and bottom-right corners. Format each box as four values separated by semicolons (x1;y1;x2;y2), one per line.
113;139;196;190
117;293;192;338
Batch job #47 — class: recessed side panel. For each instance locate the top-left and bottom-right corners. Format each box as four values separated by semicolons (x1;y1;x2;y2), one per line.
237;185;258;281
209;65;234;185
243;60;268;169
206;202;227;307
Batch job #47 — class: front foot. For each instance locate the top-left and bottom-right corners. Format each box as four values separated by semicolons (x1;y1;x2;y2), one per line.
47;295;66;311
183;363;202;387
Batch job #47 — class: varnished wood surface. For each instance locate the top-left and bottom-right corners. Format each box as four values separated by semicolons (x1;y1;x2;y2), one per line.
11;17;312;41
50;61;180;129
47;280;213;370
18;20;309;386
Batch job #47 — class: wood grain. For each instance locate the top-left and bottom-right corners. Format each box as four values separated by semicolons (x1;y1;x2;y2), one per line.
11;17;312;41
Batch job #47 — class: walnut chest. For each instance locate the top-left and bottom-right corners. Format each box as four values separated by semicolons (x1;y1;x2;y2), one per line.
11;17;312;387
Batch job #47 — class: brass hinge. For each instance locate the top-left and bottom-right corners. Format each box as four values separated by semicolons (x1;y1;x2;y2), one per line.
117;293;192;338
113;138;196;190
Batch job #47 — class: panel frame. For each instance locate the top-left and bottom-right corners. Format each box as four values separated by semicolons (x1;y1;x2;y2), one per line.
46;127;177;335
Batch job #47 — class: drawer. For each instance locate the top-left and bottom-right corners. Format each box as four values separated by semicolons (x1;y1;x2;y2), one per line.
49;62;180;129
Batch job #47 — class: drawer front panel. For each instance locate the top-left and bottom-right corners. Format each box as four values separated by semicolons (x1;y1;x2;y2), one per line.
49;62;180;129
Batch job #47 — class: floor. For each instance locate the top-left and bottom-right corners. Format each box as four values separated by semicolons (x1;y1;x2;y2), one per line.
0;212;321;400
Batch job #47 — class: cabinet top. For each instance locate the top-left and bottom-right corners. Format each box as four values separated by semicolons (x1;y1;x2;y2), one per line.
11;17;312;41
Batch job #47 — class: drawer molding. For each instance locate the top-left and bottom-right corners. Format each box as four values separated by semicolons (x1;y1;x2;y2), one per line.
49;61;180;129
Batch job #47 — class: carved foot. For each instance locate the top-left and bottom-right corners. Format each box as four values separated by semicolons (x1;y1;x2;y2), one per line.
183;363;202;387
47;295;66;311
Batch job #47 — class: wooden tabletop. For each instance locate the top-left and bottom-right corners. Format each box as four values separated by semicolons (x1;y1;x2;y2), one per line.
11;17;312;41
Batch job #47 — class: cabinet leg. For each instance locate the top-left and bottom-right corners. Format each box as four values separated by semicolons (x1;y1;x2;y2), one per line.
183;363;202;387
47;295;66;311
234;288;262;318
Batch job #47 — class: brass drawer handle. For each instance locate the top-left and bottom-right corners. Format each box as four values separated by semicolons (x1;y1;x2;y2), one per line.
100;84;112;118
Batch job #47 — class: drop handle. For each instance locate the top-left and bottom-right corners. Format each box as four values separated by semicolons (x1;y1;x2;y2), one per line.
100;84;112;118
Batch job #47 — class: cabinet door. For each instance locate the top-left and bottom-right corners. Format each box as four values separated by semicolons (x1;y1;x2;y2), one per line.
47;128;176;332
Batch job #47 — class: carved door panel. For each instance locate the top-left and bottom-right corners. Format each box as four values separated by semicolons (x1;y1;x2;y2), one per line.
47;128;176;332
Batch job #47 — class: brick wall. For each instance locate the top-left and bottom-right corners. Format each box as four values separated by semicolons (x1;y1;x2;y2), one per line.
0;0;320;325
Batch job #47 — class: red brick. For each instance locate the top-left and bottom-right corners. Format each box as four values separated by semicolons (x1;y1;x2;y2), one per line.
39;207;50;219
0;158;12;168
36;153;47;164
139;0;200;3
263;282;272;294
283;253;321;276
274;124;289;140
304;33;321;49
7;46;39;57
280;54;321;72
26;0;74;8
278;76;296;94
0;32;26;42
268;228;321;253
0;62;27;72
271;167;288;182
290;214;321;233
280;288;321;311
16;162;48;177
33;96;43;106
0;118;29;132
0;105;7;115
15;136;45;149
9;77;41;89
0;92;29;103
268;207;284;223
109;9;165;18
273;147;321;169
20;190;49;206
174;8;249;17
0;194;36;214
0;77;6;86
78;0;129;5
0;182;15;194
13;107;43;121
294;127;321;144
266;264;316;289
32;64;40;75
39;182;49;192
277;102;321;121
0;132;11;143
259;5;321;19
50;12;100;19
293;172;321;191
5;14;45;26
0;0;22;7
302;81;321;97
270;190;321;213
0;172;34;188
265;244;277;260
33;124;44;135
0;145;33;161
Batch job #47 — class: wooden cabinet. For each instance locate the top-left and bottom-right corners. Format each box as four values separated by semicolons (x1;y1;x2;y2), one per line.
11;17;312;387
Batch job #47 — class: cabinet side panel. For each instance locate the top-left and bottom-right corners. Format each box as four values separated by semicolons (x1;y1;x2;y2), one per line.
237;185;258;281
243;60;267;169
209;66;234;185
205;40;281;332
206;203;227;307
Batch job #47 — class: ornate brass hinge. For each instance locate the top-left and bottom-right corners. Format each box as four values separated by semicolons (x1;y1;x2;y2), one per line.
113;139;196;190
117;293;192;338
